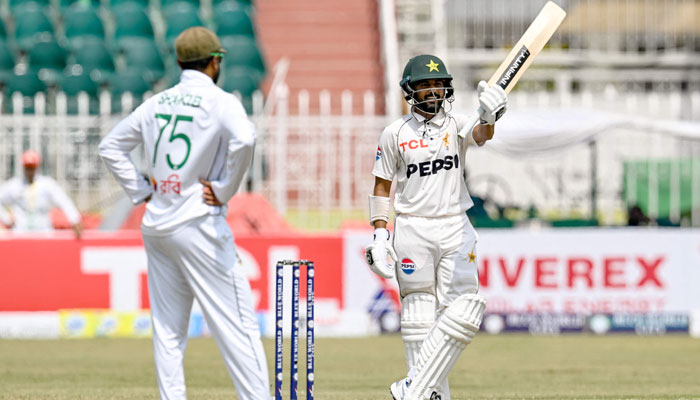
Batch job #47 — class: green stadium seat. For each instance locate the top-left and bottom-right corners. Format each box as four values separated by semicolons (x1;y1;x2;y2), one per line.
109;70;150;112
213;3;254;38
163;3;202;47
57;66;99;114
109;0;149;10
27;37;67;83
0;17;7;39
211;0;251;9
222;66;259;113
161;0;198;13
121;38;165;83
222;66;259;95
13;6;54;49
63;4;105;46
0;41;15;84
73;38;115;82
3;70;46;114
9;0;50;12
219;35;265;76
164;66;181;87
113;3;154;43
59;0;101;10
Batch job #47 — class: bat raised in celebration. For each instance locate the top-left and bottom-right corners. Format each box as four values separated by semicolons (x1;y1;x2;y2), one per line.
460;1;566;136
488;1;567;94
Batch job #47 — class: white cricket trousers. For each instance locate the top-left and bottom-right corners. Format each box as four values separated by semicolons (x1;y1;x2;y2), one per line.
393;213;480;309
142;215;270;400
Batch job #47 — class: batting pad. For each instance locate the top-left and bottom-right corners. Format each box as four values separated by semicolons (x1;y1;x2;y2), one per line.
368;195;391;225
405;294;486;400
401;293;437;369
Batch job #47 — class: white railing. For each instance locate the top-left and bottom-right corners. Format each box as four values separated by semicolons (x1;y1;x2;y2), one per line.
2;86;700;230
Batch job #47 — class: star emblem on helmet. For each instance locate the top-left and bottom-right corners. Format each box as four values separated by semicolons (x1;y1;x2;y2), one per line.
426;60;440;72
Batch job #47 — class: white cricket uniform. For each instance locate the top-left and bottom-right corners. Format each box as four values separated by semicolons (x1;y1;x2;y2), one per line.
99;70;269;400
372;110;481;309
0;175;80;231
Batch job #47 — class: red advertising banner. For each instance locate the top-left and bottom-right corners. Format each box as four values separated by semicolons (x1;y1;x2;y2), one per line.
0;231;343;313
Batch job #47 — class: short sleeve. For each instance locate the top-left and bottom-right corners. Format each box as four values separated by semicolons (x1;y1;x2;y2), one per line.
372;127;398;181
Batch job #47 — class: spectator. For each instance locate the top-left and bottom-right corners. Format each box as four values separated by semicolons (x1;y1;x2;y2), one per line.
627;204;650;226
0;150;82;238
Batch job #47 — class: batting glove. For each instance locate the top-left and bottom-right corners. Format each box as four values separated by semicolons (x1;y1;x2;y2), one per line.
477;80;507;125
365;228;397;279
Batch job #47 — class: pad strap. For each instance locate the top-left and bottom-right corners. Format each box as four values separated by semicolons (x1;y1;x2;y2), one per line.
369;195;391;225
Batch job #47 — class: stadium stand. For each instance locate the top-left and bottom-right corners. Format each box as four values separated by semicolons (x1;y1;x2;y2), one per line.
108;69;150;113
9;0;51;12
4;69;46;113
27;36;66;84
219;35;265;77
160;0;199;15
112;3;155;46
213;2;255;38
163;2;203;47
59;0;101;9
0;41;14;84
0;0;265;119
0;15;7;38
62;3;105;47
120;38;165;83
72;38;115;83
222;66;259;113
57;65;99;114
108;0;148;10
13;5;54;49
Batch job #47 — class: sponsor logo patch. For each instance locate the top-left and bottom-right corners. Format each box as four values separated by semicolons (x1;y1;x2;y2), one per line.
401;258;416;275
376;147;382;161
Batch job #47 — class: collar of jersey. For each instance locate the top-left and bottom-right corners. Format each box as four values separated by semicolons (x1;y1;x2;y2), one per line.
180;69;215;86
412;109;447;130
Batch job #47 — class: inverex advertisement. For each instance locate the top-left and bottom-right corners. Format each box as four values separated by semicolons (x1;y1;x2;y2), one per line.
1;228;699;338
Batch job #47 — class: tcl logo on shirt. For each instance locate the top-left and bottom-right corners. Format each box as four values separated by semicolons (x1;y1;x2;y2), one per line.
406;154;459;179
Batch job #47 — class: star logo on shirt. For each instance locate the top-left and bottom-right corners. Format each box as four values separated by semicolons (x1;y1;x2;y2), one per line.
468;251;476;263
426;60;440;72
442;132;450;146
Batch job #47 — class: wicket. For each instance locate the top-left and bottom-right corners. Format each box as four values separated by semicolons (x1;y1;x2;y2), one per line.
275;260;315;400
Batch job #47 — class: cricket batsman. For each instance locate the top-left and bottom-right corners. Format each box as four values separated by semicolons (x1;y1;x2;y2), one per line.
364;54;507;400
99;27;269;400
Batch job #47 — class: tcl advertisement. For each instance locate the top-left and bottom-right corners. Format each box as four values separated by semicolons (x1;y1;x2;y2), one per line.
1;228;699;338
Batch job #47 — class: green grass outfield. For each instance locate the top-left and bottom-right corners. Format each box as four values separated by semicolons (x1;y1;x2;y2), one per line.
1;335;699;399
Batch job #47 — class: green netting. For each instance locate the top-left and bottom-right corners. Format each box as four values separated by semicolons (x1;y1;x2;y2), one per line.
622;159;700;218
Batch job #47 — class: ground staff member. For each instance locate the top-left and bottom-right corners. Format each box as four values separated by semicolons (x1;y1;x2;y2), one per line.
0;150;82;237
99;27;269;400
364;54;507;400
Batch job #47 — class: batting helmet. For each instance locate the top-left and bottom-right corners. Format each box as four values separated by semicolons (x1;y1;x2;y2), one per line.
400;54;454;111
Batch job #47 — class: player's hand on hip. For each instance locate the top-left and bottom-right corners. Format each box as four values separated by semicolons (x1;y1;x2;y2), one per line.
364;228;397;279
200;178;223;206
477;80;507;125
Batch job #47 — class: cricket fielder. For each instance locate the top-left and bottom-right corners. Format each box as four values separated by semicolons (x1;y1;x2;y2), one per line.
364;55;507;400
99;27;269;400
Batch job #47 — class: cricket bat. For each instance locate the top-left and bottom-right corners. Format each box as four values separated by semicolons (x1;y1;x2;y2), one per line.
460;1;566;136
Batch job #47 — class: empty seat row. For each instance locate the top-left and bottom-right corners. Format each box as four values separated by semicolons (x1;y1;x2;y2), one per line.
1;1;256;50
5;0;251;12
0;33;263;84
3;65;260;114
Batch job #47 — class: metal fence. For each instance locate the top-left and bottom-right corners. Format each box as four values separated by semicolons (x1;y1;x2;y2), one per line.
2;84;700;230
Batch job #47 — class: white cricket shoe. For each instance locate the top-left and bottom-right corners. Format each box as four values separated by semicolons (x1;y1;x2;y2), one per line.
390;378;410;400
390;378;441;400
